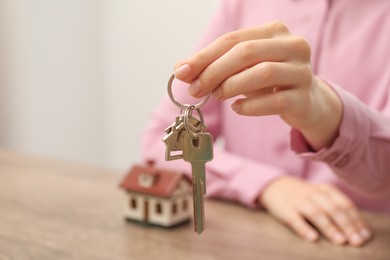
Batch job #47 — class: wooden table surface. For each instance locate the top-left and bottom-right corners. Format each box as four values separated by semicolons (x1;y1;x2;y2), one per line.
0;150;389;260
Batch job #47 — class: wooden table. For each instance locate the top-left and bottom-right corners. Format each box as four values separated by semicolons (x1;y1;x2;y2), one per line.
0;150;389;260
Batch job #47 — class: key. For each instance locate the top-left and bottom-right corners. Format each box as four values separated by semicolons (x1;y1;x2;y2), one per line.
183;132;213;234
163;114;206;161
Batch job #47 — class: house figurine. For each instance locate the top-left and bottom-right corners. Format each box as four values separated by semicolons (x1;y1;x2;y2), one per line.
119;160;192;227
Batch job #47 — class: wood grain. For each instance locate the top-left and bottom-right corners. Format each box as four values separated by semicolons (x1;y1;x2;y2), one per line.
0;150;389;260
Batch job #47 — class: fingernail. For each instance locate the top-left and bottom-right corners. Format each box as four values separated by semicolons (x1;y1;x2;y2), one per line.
212;88;222;99
360;229;371;239
306;231;318;241
174;64;191;80
189;80;202;96
231;102;241;113
333;233;346;244
350;233;362;245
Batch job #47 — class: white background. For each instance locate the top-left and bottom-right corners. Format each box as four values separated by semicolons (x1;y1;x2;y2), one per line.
0;0;219;170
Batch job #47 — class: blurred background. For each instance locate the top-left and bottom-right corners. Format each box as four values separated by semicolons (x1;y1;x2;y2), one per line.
0;0;219;170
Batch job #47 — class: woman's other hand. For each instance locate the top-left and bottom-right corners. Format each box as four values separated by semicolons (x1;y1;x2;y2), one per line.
260;176;372;247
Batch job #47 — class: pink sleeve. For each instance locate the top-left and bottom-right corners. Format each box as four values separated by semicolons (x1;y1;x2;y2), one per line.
291;84;390;196
142;0;287;208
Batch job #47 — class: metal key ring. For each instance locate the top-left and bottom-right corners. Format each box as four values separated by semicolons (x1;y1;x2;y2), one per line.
167;73;210;110
183;105;205;140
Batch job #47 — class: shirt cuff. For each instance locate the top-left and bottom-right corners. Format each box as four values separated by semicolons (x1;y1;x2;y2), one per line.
290;83;370;171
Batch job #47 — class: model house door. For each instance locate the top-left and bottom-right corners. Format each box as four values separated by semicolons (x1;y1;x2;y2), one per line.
143;200;149;222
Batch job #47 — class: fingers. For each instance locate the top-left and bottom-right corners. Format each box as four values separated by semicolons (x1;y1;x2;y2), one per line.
297;186;372;247
298;200;347;245
318;185;372;246
228;62;313;119
184;37;311;98
231;89;303;117
189;37;309;98
260;176;372;247
212;62;312;100
174;20;291;83
284;213;320;242
260;176;371;247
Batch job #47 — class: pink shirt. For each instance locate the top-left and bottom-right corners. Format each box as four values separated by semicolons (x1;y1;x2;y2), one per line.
142;0;390;212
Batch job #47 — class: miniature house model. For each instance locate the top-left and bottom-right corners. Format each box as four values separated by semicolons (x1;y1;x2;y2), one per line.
119;161;192;227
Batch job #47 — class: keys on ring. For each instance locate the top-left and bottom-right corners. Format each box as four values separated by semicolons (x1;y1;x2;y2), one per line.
162;74;213;234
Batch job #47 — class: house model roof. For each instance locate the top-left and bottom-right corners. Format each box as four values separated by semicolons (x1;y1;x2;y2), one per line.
119;163;190;198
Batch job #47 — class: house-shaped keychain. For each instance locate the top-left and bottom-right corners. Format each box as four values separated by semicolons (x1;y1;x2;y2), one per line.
119;161;192;227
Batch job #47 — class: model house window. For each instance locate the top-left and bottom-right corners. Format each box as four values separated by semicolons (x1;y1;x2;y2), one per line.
182;199;188;210
156;203;162;214
172;203;177;215
130;198;137;209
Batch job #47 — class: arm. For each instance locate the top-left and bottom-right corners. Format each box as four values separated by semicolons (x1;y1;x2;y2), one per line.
173;17;390;196
169;13;377;246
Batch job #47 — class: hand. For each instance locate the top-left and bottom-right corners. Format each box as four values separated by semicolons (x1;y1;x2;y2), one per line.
259;176;372;247
174;21;342;150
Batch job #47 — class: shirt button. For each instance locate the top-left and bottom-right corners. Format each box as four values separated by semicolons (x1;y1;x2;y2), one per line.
324;152;339;163
335;155;350;168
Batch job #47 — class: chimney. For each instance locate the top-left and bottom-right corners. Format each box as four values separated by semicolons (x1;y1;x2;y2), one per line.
145;159;155;167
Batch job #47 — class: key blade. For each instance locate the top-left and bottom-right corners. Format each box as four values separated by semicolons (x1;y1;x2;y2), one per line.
183;133;213;195
192;168;205;234
183;133;213;234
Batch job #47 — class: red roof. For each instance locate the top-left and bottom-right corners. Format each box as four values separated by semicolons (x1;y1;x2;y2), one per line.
119;164;190;198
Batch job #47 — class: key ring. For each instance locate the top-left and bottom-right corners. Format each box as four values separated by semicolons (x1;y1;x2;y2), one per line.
183;105;205;140
167;73;209;110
